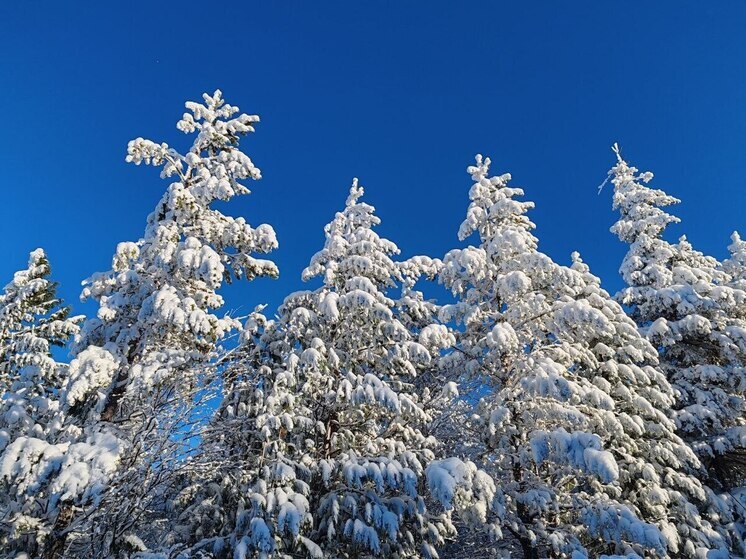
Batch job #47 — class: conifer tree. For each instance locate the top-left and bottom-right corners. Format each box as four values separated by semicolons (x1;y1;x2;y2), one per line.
724;231;746;289
172;181;496;559
0;249;81;556
439;155;731;558
609;148;746;492
0;90;279;558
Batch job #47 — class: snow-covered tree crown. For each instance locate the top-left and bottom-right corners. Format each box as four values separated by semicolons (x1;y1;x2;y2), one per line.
609;143;680;245
0;249;81;405
608;148;746;553
75;90;279;370
725;231;746;287
302;179;400;290
608;145;690;317
128;90;261;199
0;249;79;356
0;248;81;426
458;154;537;251
124;89;278;281
170;180;495;559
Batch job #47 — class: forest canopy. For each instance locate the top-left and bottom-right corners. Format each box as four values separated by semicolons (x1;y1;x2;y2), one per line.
1;91;745;559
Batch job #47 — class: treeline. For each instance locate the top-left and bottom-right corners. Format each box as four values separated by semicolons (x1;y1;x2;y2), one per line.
1;91;744;559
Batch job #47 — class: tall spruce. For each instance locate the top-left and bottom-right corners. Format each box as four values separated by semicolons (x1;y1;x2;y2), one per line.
171;181;496;559
609;146;746;551
1;90;279;558
0;249;82;557
439;154;731;558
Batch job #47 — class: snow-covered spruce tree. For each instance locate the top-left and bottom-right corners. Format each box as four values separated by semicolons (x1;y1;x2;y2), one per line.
0;90;279;559
724;231;746;290
439;154;731;558
724;230;746;495
0;249;81;556
170;181;497;559
0;249;81;443
609;149;746;494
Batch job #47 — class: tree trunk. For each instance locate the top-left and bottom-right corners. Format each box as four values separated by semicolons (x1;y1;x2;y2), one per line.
45;344;136;557
512;462;540;559
100;368;128;422
323;410;339;458
519;538;540;559
42;504;74;559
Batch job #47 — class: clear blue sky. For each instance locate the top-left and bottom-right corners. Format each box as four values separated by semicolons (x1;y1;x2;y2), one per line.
2;2;745;321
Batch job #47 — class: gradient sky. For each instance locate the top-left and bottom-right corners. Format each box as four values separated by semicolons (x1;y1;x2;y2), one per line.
2;2;745;324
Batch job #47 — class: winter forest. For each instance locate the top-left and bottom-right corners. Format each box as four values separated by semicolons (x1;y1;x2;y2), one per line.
1;89;745;559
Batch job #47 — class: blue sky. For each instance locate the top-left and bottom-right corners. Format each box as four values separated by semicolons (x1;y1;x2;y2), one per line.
2;1;745;321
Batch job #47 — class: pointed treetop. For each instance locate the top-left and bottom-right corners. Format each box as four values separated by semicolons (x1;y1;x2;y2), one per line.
302;178;400;288
724;230;746;283
467;153;492;182
729;230;745;253
0;247;80;407
1;249;60;324
339;178;379;232
457;154;535;256
346;177;364;206
28;247;46;263
14;248;49;281
609;148;681;243
570;250;587;269
126;89;262;201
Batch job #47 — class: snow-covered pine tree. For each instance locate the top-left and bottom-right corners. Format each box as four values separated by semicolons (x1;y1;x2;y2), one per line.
171;180;497;559
0;249;82;556
0;249;81;443
609;149;746;475
439;154;732;558
724;231;746;290
71;89;278;422
0;90;279;559
724;231;746;494
609;147;746;545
